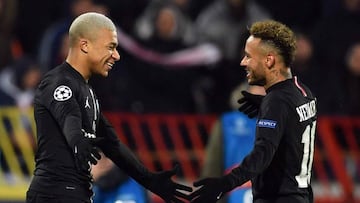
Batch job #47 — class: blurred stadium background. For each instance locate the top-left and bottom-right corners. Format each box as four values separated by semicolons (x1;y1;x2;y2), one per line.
0;107;359;202
1;0;360;202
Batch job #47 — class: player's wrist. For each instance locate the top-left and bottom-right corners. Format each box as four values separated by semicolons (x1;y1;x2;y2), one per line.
220;174;236;193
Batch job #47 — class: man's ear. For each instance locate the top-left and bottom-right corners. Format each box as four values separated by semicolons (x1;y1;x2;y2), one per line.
80;38;88;54
265;54;275;68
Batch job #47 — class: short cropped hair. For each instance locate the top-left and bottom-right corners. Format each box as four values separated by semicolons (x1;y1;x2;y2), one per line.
68;12;116;46
249;20;296;67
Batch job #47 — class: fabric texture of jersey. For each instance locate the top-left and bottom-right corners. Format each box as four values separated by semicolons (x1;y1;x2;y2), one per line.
227;77;317;201
28;62;151;202
28;62;102;201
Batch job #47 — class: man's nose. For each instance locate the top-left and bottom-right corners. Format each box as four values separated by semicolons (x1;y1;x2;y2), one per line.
113;49;121;61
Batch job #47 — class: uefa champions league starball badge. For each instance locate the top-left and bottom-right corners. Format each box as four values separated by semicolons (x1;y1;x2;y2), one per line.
54;85;73;101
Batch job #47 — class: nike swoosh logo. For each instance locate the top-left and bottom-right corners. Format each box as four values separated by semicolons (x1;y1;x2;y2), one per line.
65;186;76;190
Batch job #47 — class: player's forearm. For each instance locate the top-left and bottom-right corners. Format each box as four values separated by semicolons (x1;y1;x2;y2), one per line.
228;139;276;187
100;140;152;185
62;115;83;146
97;115;153;186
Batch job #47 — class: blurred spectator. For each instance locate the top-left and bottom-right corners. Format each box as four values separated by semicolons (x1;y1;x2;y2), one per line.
0;0;18;70
194;0;270;61
176;0;216;20
0;55;41;109
163;0;211;20
94;3;213;113
192;0;271;113
321;0;360;18
311;0;360;115
37;0;108;73
312;0;360;71
321;42;360;115
291;31;322;104
256;0;322;34
0;56;40;177
345;42;360;115
14;0;72;56
98;0;148;33
133;0;196;46
138;3;195;51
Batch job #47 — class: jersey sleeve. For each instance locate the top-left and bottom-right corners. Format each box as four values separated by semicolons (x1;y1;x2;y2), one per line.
226;94;289;188
96;114;152;183
38;77;83;147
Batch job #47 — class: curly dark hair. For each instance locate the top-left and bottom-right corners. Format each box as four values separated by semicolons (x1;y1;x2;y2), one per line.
249;20;296;67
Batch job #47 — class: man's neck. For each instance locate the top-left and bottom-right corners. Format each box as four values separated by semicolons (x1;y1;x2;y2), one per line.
66;51;90;82
264;67;292;90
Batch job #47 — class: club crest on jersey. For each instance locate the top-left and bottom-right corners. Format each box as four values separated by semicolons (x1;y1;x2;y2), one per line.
85;96;91;109
53;85;72;101
257;119;277;129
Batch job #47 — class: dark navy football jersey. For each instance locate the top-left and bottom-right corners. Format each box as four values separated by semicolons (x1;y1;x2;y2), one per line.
228;77;317;200
29;62;102;200
29;62;149;202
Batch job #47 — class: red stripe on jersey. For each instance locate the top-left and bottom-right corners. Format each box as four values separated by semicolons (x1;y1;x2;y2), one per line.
294;76;307;97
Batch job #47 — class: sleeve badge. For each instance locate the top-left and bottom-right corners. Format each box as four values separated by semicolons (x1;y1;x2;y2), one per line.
53;85;72;101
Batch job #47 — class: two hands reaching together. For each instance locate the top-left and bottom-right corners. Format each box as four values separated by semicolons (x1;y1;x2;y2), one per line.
186;176;233;203
148;169;232;203
171;90;264;203
73;90;263;202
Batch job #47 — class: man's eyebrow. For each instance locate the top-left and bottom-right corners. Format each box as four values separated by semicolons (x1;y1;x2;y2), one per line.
109;42;118;47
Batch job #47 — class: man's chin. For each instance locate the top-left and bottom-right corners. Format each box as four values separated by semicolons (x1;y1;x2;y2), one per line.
100;71;109;77
248;79;264;86
248;79;256;85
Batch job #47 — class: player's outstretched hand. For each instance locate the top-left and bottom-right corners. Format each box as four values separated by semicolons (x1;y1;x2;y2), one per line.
146;165;192;203
189;177;231;203
238;91;264;118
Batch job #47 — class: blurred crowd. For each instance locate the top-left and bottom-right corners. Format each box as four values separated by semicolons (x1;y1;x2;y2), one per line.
1;0;360;115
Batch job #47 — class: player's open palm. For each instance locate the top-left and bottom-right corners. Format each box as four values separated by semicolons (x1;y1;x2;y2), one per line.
146;165;193;203
189;177;229;203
